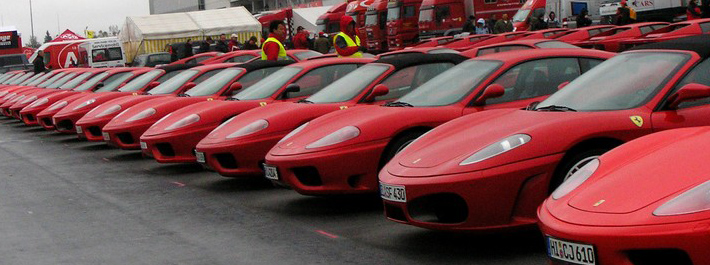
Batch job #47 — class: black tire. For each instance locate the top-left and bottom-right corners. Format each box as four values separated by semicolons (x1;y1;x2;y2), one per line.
549;148;609;194
378;131;427;169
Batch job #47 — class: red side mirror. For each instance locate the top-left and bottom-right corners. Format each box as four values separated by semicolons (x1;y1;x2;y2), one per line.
667;83;710;109
147;82;161;89
182;82;197;91
474;84;505;105
365;84;390;102
229;82;243;95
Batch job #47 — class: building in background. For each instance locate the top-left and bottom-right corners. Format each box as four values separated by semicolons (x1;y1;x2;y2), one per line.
150;0;342;14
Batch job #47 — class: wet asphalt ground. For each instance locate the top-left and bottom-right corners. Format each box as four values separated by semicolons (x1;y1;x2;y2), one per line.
0;116;547;265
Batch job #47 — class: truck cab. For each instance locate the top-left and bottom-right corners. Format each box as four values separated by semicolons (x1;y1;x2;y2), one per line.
365;0;389;52
419;0;523;40
386;0;423;50
77;37;126;68
317;2;348;35
346;0;375;45
513;0;604;30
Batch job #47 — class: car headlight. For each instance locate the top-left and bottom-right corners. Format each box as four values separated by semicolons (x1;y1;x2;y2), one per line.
21;95;37;104
278;122;309;143
125;108;156;122
73;98;96;110
551;158;599;200
48;101;68;111
460;134;531;165
226;119;268;139
653;180;710;216
28;97;49;107
95;105;121;118
164;114;200;131
306;125;359;149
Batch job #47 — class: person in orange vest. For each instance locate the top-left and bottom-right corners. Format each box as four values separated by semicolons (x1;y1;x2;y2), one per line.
262;21;288;61
334;16;364;58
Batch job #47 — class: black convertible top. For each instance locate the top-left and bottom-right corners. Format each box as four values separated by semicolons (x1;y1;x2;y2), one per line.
630;35;710;58
373;53;469;70
234;59;295;72
157;63;194;72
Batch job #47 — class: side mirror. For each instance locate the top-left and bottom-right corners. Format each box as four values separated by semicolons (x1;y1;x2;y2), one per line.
182;82;197;91
229;82;243;95
474;84;505;105
95;82;105;89
365;84;390;102
666;83;710;109
557;81;570;90
282;83;300;98
147;82;161;89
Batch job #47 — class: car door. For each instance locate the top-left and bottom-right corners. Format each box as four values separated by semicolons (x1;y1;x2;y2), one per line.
652;58;710;131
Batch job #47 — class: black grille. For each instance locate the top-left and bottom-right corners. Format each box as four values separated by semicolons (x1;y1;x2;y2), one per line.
155;143;175;157
87;126;102;137
56;120;74;131
117;133;134;144
627;249;693;265
408;193;468;224
42;117;53;126
384;204;407;222
215;153;238;169
292;166;322;186
24;114;34;121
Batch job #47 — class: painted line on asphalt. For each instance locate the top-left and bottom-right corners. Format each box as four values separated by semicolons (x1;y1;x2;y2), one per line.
315;230;339;239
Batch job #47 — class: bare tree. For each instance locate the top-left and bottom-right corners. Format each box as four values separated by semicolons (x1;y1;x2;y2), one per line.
43;31;52;44
26;35;41;48
109;25;120;36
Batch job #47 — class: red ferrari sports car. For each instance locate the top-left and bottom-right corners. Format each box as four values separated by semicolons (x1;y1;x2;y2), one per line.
139;57;373;163
0;70;79;107
0;71;54;99
619;18;710;51
461;39;579;57
264;48;614;195
21;66;190;127
199;50;262;64
411;36;455;48
556;25;615;46
193;53;468;176
74;63;239;143
574;22;669;52
377;47;460;59
102;61;293;150
517;28;570;40
539;126;710;265
445;32;529;51
168;52;222;66
378;35;710;231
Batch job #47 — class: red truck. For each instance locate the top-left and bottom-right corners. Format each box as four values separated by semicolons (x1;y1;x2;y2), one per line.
346;0;375;46
365;0;389;52
257;8;294;39
386;0;423;51
317;2;349;35
418;0;523;40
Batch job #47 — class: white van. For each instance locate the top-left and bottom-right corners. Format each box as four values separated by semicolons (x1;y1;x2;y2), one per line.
78;37;126;68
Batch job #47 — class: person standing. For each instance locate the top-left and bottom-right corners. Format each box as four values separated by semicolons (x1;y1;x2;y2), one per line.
227;34;241;51
262;21;288;61
615;2;631;25
577;8;593;27
702;0;710;18
215;34;228;52
486;15;497;33
530;12;548;31
243;36;259;50
199;37;213;53
462;16;475;34
475;19;489;34
183;39;194;59
546;12;560;28
33;50;46;73
293;26;310;49
334;16;364;58
493;14;514;34
314;32;331;54
687;0;703;20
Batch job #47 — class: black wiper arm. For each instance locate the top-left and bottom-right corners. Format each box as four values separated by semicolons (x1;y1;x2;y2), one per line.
296;99;313;104
226;97;240;101
535;105;577;112
177;93;191;97
383;101;414;107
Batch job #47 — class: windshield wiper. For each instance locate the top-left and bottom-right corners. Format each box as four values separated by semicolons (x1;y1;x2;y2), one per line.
383;101;413;107
226;97;240;101
297;99;313;104
535;105;577;112
177;93;191;97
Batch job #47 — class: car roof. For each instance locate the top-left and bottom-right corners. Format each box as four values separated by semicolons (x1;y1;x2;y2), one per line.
157;63;194;72
373;53;469;70
286;57;373;68
235;59;295;71
630;34;710;58
473;48;614;62
184;62;239;72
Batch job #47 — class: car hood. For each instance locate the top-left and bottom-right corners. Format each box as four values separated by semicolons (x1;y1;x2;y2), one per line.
200;102;356;145
35;92;87;117
103;97;215;130
270;105;462;155
387;109;652;177
546;127;710;226
55;92;131;116
77;94;171;123
142;99;269;137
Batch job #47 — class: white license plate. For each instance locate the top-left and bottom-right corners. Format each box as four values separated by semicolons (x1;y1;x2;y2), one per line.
102;132;110;141
195;151;206;163
379;182;406;203
263;164;279;180
547;236;596;265
76;126;83;134
140;142;147;149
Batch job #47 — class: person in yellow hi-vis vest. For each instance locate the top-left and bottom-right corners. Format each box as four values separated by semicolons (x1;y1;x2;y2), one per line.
334;16;365;58
262;21;288;61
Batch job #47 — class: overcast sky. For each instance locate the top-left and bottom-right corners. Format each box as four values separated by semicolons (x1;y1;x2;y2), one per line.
0;0;149;43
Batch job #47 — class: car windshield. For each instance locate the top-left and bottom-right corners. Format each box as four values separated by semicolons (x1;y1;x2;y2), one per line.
535;41;580;49
118;70;163;92
184;68;244;97
9;72;34;85
394;60;502;107
388;6;400;21
1;73;21;84
73;72;107;91
512;8;530;23
18;73;44;85
94;72;135;92
536;52;689;111
307;64;390;103
38;72;67;88
47;73;79;89
233;67;302;100
58;72;94;89
365;12;378;26
147;70;199;95
418;7;433;22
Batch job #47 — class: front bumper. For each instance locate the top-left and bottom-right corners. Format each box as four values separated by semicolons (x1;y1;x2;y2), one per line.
103;122;154;150
379;153;562;231
140;126;217;163
53;111;88;134
196;132;287;178
75;117;113;142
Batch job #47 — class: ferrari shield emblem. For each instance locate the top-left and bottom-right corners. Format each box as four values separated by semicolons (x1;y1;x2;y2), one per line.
339;106;348;110
260;102;267;107
207;98;214;101
593;199;605;207
132;92;138;96
630;116;643;127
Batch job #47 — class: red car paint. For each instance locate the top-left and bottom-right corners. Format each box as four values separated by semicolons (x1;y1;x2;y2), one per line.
618;18;710;51
574;22;669;52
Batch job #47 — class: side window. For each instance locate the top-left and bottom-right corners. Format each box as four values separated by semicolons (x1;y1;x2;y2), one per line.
378;62;455;100
486;58;581;105
404;6;416;18
639;26;654;34
498;45;533;53
700;22;710;33
156;70;183;83
186;59;197;65
194;56;210;64
192;69;221;84
289;64;359;98
579;58;604;73
477;48;497;56
673;59;710;109
435;6;450;22
226;55;255;63
237;67;283;88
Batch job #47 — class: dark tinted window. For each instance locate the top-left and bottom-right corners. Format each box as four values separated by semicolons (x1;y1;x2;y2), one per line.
486;58;581;105
700;22;710;33
288;64;359;98
226;55;256;63
403;5;416;17
639;26;654;34
378;62;455;100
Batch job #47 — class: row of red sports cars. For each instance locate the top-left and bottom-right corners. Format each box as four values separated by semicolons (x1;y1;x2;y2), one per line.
2;25;710;264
